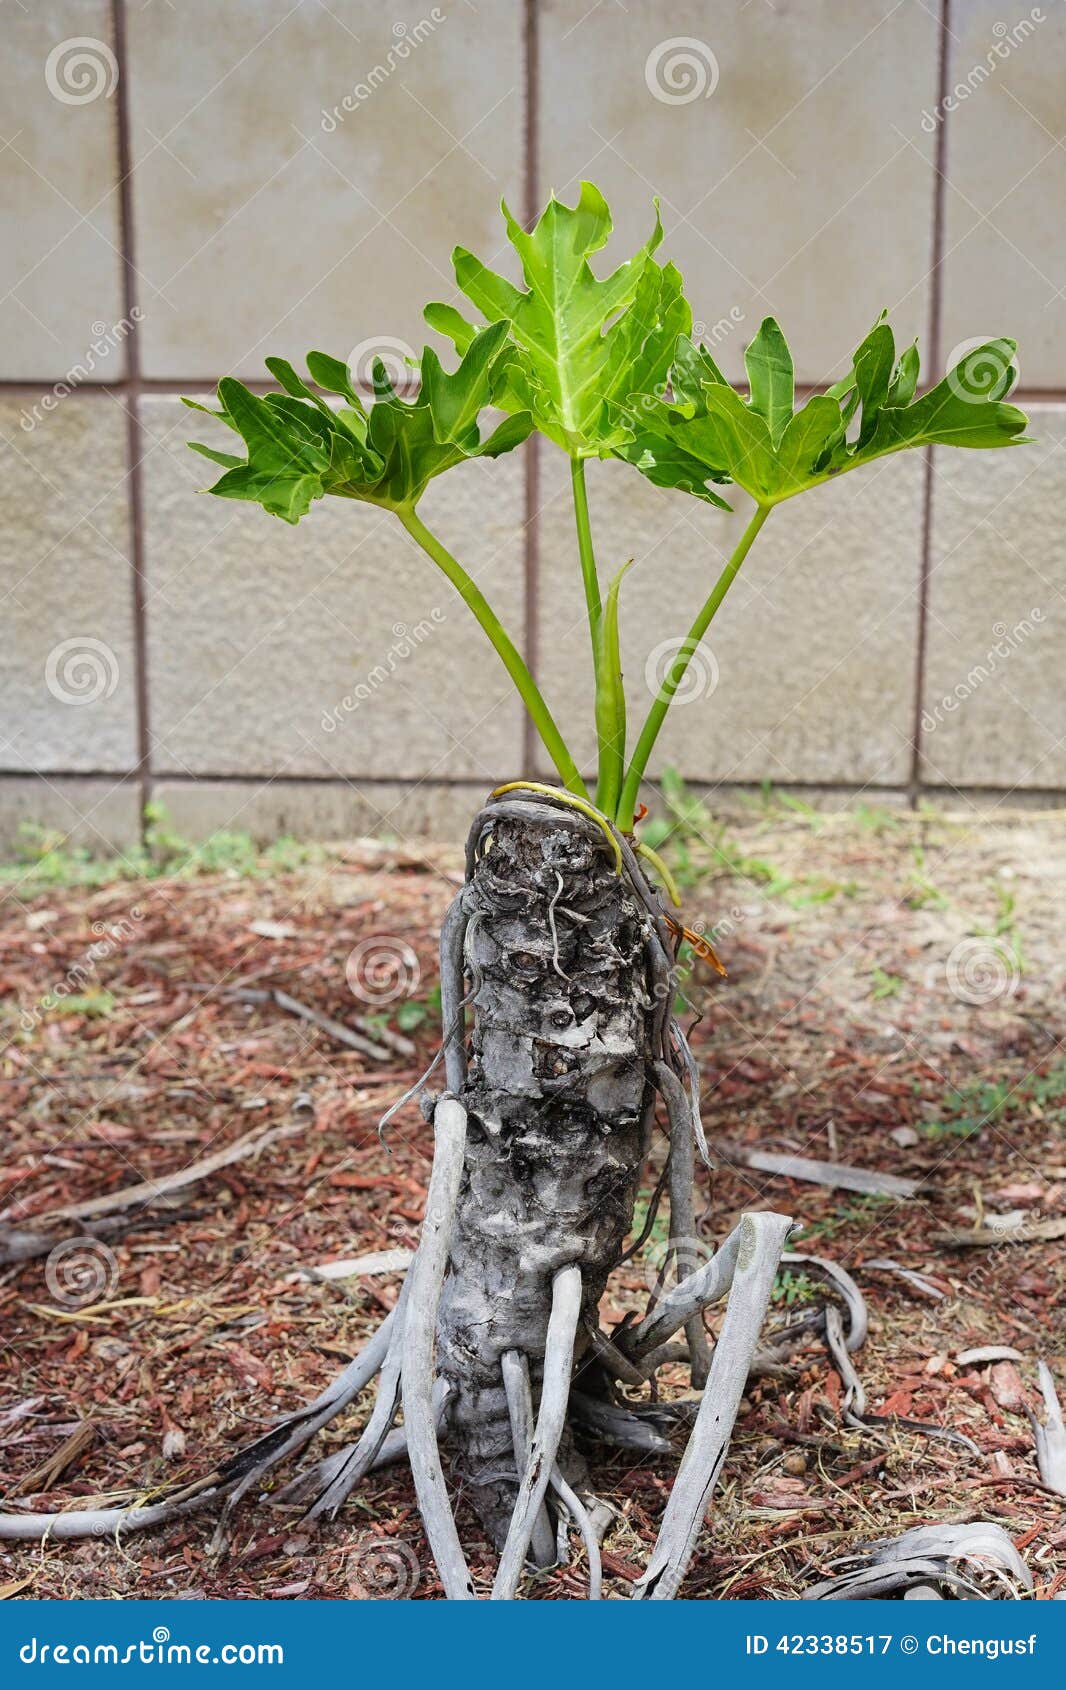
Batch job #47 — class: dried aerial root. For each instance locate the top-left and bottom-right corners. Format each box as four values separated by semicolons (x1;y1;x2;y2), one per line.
501;1352;556;1569
492;1265;582;1600
1030;1360;1066;1496
401;1096;476;1600
633;1211;794;1600
807;1521;1034;1600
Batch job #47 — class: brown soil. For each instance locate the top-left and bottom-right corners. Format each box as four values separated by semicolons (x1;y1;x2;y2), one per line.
1;802;1063;1600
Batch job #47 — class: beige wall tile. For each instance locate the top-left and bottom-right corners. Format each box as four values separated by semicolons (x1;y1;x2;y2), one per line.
0;396;137;772
939;1;1065;385
0;775;140;856
151;776;483;846
537;0;938;385
534;448;925;790
141;396;526;782
0;3;125;380
922;404;1064;789
125;1;523;379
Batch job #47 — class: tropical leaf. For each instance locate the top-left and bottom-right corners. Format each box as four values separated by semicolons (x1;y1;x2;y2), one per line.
425;181;690;457
621;318;1029;508
744;317;794;446
186;321;531;521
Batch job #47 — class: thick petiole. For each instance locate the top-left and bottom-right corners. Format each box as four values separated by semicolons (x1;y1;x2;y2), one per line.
396;504;588;799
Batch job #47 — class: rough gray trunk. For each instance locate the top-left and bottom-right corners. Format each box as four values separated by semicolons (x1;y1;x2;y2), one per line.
435;799;660;1548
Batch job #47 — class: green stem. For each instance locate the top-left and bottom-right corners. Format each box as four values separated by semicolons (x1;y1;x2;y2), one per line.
396;504;587;799
570;456;602;646
571;456;621;814
617;502;772;830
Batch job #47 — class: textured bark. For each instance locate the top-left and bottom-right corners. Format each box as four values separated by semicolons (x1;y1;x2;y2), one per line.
435;798;660;1548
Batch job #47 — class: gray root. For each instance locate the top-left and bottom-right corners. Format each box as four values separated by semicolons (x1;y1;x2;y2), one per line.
634;1211;793;1600
501;1350;556;1569
568;1391;674;1456
438;889;471;1093
492;1264;582;1600
401;1096;476;1600
1029;1361;1066;1495
621;1220;746;1360
549;1466;602;1600
271;1381;450;1509
823;1304;867;1416
781;1250;867;1351
304;1274;413;1520
655;1058;712;1388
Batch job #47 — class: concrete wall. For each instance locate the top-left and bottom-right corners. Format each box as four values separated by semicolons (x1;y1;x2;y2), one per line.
2;0;1063;853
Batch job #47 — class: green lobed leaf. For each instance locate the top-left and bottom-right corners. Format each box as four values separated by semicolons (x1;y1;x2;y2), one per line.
744;317;794;446
426;181;689;457
620;320;1028;509
853;319;895;446
186;323;532;521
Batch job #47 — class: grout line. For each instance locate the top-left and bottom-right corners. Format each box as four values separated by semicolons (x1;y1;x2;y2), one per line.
2;768;1064;801
908;0;953;803
3;375;1066;401
111;0;152;841
520;0;541;780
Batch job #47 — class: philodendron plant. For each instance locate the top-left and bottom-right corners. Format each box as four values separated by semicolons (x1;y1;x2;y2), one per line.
3;185;1026;1600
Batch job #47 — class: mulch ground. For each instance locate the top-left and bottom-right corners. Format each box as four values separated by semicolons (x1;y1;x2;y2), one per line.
1;801;1063;1601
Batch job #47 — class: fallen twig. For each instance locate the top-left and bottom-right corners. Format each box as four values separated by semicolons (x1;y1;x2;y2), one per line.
719;1145;921;1199
0;1122;300;1265
931;1216;1066;1247
261;988;395;1063
864;1258;946;1301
